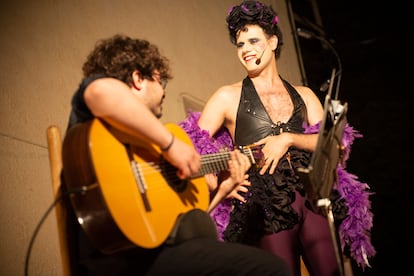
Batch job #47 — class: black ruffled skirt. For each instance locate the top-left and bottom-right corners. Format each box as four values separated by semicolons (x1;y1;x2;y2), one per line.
223;147;348;245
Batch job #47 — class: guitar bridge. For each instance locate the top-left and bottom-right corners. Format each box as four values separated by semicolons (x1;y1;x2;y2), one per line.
127;144;151;211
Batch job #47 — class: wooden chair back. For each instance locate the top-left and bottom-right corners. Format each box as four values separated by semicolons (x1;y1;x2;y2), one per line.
46;125;74;276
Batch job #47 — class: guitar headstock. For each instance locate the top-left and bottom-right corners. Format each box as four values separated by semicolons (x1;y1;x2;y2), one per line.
237;144;264;168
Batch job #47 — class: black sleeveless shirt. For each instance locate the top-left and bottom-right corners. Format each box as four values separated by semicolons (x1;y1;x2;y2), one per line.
234;77;308;146
223;76;312;243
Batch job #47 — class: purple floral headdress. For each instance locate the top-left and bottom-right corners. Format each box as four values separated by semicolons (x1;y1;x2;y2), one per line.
226;1;283;58
272;15;279;25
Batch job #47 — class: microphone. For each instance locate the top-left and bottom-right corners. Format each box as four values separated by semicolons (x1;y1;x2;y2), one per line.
255;46;266;65
296;28;314;39
319;70;341;92
319;79;331;92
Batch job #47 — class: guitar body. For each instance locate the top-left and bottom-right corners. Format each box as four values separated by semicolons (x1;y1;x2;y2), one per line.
62;119;209;254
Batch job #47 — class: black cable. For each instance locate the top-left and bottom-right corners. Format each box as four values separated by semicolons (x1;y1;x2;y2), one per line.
296;27;343;100
24;187;84;276
0;131;47;149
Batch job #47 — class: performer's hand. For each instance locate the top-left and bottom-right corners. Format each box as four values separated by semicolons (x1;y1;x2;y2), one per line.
254;133;291;175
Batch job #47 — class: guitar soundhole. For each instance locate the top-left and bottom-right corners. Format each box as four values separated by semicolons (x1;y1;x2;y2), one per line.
159;158;188;192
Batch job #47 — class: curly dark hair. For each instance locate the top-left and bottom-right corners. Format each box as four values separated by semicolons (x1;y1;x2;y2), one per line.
82;34;172;86
226;0;283;58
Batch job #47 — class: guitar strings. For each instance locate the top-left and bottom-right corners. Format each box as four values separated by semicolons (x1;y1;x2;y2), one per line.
134;149;254;179
114;149;257;195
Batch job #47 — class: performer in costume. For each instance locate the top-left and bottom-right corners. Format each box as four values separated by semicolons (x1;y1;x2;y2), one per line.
179;1;375;275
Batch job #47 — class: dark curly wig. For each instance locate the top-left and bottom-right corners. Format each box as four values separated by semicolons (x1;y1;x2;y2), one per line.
82;34;172;86
226;0;283;58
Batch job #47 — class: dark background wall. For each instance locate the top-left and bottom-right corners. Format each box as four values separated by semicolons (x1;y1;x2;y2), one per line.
291;0;410;274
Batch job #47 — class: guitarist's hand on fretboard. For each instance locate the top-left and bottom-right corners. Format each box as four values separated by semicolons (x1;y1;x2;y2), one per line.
207;151;251;212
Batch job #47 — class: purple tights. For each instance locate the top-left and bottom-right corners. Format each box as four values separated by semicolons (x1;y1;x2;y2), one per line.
259;192;340;276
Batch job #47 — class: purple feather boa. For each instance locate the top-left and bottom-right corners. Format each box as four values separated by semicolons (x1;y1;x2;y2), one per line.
304;121;376;268
179;111;376;269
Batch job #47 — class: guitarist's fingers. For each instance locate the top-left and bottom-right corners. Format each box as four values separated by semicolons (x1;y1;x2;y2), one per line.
235;177;250;192
176;170;186;179
227;178;250;202
232;178;250;192
228;152;243;182
164;139;201;179
176;158;200;179
240;175;251;186
205;173;219;191
229;191;246;203
233;150;251;172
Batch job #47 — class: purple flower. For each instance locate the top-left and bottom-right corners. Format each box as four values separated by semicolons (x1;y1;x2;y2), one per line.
227;5;234;16
272;15;279;25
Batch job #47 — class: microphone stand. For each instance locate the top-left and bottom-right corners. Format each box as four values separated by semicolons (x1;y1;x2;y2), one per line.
298;68;348;276
296;27;342;100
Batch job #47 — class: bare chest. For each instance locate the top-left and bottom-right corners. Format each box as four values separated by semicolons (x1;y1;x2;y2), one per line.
259;91;293;123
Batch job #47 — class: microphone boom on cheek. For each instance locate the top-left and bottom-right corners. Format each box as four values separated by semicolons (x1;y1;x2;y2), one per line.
255;47;266;65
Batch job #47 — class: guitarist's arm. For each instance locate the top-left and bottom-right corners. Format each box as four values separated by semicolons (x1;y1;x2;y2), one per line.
84;77;200;179
206;151;251;213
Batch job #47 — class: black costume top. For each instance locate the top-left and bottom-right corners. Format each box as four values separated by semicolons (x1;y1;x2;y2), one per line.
223;77;347;244
234;77;307;144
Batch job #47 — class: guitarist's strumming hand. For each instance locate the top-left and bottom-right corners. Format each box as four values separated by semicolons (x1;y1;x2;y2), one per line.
161;134;201;180
207;150;251;212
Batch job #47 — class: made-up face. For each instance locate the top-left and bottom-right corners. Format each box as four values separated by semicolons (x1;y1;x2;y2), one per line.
235;24;277;70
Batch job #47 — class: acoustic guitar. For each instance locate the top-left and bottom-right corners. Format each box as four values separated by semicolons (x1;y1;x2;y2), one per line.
62;118;261;254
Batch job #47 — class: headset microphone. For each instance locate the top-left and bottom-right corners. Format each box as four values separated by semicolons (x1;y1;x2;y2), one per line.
255;46;266;65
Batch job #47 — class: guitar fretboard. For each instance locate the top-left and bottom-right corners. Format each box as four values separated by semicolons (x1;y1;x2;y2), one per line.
192;148;255;178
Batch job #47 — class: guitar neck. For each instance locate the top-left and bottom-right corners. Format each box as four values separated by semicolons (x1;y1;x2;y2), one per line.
192;147;256;178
